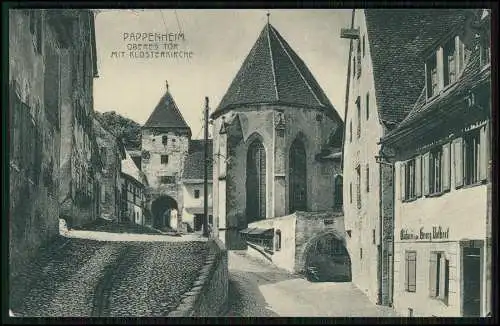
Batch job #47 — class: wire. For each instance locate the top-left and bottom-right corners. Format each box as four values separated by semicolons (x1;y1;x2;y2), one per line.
174;10;183;34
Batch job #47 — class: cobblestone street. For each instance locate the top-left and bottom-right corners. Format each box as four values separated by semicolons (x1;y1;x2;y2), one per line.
226;251;401;317
10;225;209;317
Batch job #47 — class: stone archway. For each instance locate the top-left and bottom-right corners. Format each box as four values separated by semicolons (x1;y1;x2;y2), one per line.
303;232;352;282
151;195;178;230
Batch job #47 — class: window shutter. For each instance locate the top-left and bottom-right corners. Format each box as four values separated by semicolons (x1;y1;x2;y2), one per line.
423;152;430;196
429;252;438;297
415;155;422;197
453;137;464;188
400;162;406;201
438;255;447;300
479;123;490;182
442;142;451;191
404;252;409;290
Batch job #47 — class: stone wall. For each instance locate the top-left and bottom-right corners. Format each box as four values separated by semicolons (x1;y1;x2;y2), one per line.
9;10;63;281
294;211;346;274
168;239;228;317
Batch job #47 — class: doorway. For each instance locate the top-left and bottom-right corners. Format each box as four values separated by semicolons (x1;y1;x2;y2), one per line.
462;246;482;317
194;214;203;232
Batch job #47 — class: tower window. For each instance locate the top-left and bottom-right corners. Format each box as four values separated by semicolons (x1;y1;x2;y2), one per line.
161;155;169;164
194;189;200;198
162;135;168;145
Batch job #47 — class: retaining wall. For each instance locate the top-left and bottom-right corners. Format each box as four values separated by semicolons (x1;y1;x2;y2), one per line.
168;239;228;317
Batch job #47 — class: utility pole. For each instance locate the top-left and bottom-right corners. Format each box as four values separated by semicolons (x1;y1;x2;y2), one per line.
203;97;209;237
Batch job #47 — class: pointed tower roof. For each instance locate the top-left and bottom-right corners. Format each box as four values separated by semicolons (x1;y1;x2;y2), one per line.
212;22;340;122
143;82;192;136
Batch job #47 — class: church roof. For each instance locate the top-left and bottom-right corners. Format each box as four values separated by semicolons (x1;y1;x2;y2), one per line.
212;23;340;121
364;9;470;128
143;89;192;135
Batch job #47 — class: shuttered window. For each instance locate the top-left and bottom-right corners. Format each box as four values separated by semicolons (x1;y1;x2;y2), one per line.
429;148;442;194
415;155;422;197
405;251;417;292
423;152;430;195
463;129;481;186
442;142;451;191
453;137;464;188
479;123;490;181
400;162;406;201
430;252;449;304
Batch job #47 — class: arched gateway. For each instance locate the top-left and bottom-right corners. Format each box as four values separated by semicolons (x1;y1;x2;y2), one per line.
151;195;178;230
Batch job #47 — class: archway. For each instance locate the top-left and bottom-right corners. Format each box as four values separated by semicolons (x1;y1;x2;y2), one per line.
304;232;352;282
289;137;307;213
151;195;178;230
246;138;266;223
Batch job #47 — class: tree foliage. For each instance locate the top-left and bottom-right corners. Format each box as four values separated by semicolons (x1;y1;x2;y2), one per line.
94;111;141;150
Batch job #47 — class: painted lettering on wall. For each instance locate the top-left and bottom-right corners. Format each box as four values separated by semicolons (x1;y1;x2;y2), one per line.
400;226;450;241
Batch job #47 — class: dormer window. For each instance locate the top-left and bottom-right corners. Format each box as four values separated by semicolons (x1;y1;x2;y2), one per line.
443;38;456;87
480;35;491;67
426;54;439;98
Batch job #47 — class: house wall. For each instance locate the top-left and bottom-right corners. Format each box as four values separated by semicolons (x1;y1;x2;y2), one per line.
9;9;62;281
58;10;98;228
343;9;385;304
213;106;341;249
392;122;490;317
181;182;213;230
121;175;144;225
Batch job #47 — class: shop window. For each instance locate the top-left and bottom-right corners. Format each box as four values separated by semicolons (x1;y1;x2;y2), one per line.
275;230;282;251
429;252;449;304
161;155;169;164
194;189;200;198
405;251;417;292
443;37;457;87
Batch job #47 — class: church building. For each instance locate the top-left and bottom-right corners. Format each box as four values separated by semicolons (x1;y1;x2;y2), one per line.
211;19;344;250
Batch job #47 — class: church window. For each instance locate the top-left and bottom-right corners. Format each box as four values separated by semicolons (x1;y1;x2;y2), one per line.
246;138;266;222
289;137;307;213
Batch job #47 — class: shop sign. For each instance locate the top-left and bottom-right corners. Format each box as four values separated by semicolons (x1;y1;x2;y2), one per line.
400;226;450;241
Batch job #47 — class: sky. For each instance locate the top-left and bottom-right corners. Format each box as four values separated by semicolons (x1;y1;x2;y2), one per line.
93;9;352;139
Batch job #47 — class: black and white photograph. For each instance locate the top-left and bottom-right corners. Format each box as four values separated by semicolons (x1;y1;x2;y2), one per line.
5;5;493;319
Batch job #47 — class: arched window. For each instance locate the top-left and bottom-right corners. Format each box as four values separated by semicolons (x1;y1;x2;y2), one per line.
246;139;266;222
334;175;343;209
275;229;282;251
289;138;307;213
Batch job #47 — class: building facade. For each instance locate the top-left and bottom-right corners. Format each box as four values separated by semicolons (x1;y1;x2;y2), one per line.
57;9;100;228
121;150;146;225
340;9;470;306
211;21;344;250
94;117;126;221
381;9;491;317
9;9;70;280
180;140;213;233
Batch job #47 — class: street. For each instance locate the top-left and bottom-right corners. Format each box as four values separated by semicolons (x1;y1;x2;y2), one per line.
10;226;209;317
226;251;401;317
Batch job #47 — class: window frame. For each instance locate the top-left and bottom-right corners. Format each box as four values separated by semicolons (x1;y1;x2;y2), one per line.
463;128;481;186
161;154;169;165
405;251;417;293
426;53;439;99
429;147;443;195
194;189;200;199
429;251;450;305
443;37;457;88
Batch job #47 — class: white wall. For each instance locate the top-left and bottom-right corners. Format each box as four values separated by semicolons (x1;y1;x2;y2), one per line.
343;9;385;304
181;182;213;229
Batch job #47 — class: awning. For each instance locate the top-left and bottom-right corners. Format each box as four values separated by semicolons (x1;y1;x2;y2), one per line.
240;227;274;236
